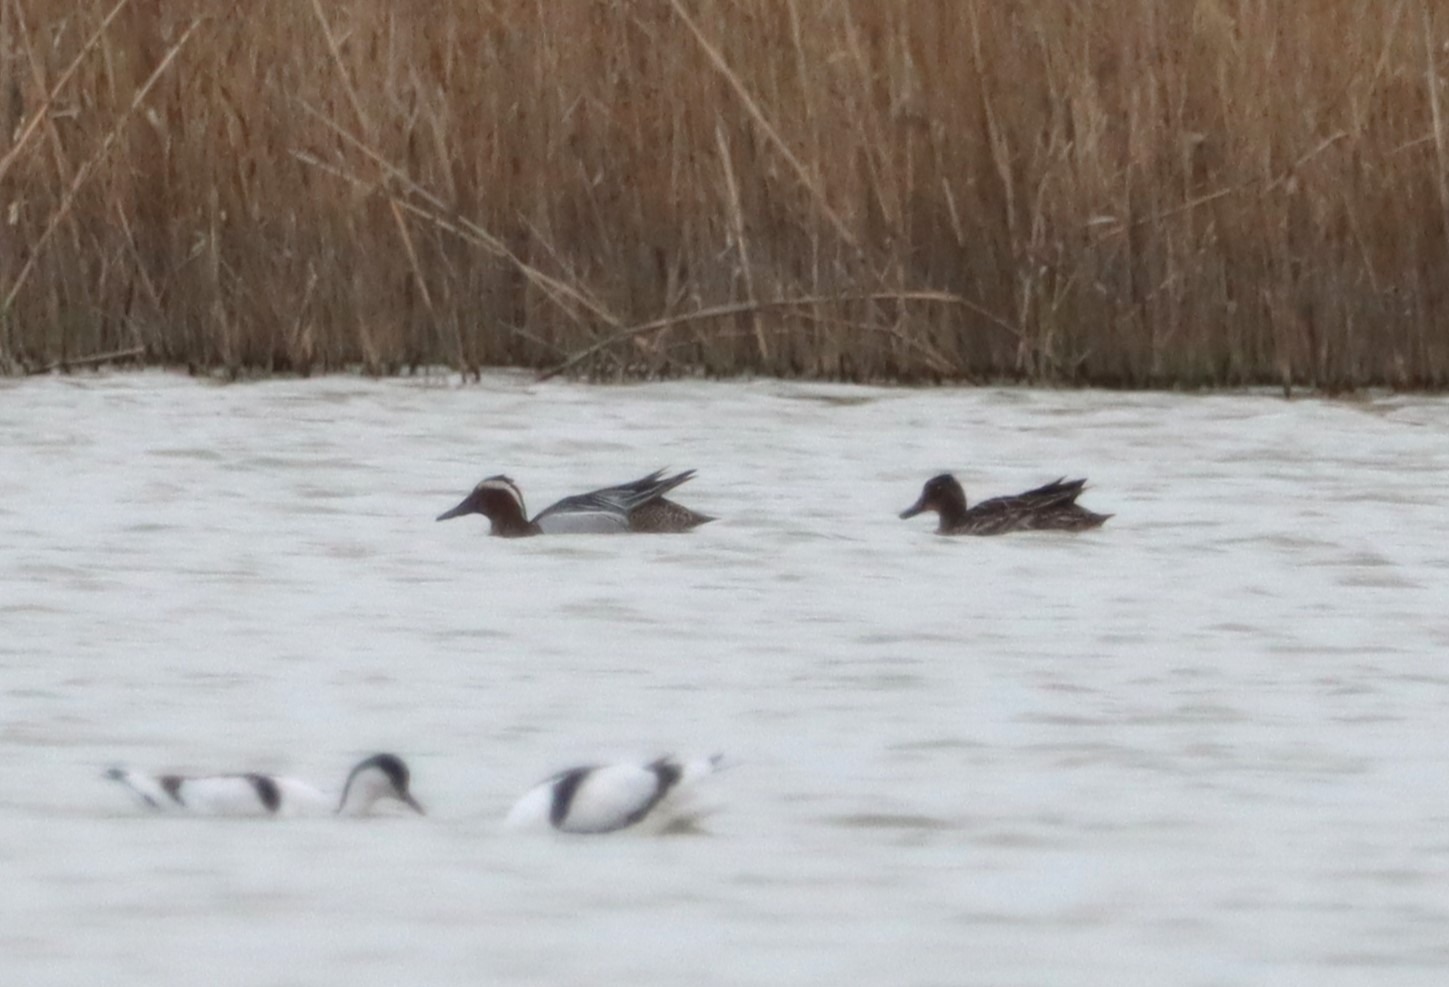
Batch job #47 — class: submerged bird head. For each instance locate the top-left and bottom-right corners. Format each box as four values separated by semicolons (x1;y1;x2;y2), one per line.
337;753;425;816
899;473;968;520
436;476;534;536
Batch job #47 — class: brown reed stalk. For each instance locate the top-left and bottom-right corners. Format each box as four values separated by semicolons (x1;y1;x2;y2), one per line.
3;0;1447;387
306;0;434;373
2;15;201;317
714;120;768;361
290;99;623;332
0;0;129;184
1424;3;1449;258
665;0;858;250
538;290;968;381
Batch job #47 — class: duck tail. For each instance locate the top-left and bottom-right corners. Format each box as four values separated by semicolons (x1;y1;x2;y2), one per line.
636;469;697;504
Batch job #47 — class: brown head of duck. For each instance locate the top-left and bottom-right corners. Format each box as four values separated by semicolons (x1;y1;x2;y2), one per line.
899;474;970;530
436;476;539;537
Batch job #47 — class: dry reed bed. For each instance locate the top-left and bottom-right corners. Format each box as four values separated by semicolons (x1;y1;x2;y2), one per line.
1;0;1447;387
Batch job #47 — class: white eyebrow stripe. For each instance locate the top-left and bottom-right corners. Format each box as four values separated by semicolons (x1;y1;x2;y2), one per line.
476;477;527;514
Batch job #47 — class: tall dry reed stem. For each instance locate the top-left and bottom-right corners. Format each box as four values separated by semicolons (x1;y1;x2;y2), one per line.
1;0;1446;387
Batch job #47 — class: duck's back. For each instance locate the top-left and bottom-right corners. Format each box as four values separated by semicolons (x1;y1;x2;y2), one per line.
532;469;706;534
628;498;714;533
951;478;1107;535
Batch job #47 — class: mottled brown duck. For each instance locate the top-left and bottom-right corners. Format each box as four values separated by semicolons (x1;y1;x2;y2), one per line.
900;474;1111;536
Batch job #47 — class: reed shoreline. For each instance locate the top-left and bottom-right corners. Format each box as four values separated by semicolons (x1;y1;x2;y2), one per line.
4;1;1447;389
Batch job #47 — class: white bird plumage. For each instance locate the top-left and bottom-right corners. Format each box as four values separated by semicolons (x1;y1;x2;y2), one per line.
104;753;425;818
505;754;724;835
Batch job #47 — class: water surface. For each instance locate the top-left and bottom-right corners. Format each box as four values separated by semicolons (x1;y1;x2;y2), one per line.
2;372;1447;985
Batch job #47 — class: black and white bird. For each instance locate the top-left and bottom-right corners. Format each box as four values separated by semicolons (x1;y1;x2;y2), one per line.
505;755;724;835
104;753;425;818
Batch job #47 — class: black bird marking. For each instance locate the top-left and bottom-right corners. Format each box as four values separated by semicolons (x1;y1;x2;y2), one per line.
620;759;683;829
160;775;187;807
548;759;686;833
548;767;592;828
246;774;282;813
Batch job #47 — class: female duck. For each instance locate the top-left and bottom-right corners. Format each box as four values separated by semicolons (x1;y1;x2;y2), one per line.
104;753;425;817
436;468;713;536
900;474;1111;536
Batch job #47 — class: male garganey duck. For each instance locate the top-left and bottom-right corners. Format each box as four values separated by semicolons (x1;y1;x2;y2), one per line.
104;753;425;817
900;474;1111;535
436;468;714;536
505;754;724;835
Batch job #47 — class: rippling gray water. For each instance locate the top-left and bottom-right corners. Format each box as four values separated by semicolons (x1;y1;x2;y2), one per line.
2;372;1448;985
